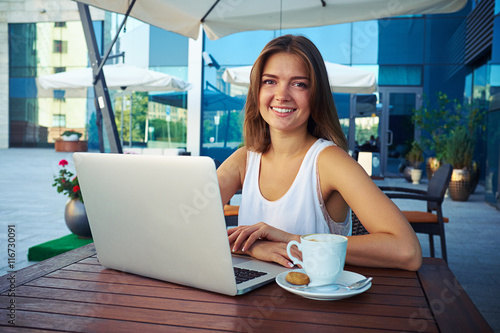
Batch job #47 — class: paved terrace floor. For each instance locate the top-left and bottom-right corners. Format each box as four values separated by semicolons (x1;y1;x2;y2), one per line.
1;148;499;331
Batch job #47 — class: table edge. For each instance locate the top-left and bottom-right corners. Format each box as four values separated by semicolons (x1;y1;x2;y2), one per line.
419;257;493;332
0;243;96;293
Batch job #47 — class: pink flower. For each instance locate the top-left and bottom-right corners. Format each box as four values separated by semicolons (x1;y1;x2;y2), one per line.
59;159;69;166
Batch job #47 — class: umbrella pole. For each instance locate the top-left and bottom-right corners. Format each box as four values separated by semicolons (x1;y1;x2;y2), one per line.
78;3;122;153
129;93;133;147
121;95;124;148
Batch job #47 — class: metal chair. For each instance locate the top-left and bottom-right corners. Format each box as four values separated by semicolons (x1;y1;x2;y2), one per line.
379;164;453;262
351;211;369;236
224;204;239;227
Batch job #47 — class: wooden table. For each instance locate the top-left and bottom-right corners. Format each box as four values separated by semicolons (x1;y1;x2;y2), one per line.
0;244;492;332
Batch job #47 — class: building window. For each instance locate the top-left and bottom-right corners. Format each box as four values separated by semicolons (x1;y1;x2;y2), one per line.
378;66;422;86
52;114;66;127
54;22;67;28
53;90;66;102
53;40;67;53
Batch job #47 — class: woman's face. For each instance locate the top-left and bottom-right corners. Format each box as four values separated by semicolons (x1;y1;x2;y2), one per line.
258;52;311;135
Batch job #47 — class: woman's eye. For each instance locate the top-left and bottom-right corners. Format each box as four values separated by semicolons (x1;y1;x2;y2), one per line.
293;82;308;88
262;79;275;85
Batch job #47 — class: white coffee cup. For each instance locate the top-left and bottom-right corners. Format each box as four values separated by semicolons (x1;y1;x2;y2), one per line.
286;233;348;286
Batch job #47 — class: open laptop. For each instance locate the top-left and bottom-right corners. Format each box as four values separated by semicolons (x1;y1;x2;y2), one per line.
74;152;290;296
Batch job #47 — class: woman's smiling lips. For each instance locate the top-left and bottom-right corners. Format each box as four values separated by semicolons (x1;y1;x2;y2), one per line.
271;106;297;114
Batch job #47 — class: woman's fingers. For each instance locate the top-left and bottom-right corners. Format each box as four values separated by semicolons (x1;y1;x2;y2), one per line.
271;252;295;268
229;224;267;252
227;223;300;257
246;241;295;268
241;230;263;252
234;228;263;252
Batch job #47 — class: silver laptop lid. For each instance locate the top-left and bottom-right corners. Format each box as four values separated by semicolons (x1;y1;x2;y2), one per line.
74;153;239;295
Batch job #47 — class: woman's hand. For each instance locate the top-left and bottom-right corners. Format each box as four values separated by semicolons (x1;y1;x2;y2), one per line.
228;222;300;252
235;240;302;268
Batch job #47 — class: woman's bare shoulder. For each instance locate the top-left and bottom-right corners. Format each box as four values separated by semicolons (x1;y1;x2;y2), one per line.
227;146;248;166
218;146;249;179
318;145;355;166
317;145;369;188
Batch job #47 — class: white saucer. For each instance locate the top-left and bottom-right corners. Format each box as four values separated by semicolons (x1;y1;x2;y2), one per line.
275;269;372;301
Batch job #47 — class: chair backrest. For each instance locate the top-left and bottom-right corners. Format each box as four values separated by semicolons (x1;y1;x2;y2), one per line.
426;163;453;211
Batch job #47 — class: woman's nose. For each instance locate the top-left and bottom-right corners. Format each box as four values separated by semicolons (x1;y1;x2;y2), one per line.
274;84;291;102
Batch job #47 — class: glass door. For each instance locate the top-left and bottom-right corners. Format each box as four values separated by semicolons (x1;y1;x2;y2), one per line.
348;94;381;155
378;87;422;177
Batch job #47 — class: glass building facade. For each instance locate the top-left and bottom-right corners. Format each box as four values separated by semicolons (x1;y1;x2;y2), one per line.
6;1;500;207
9;20;103;150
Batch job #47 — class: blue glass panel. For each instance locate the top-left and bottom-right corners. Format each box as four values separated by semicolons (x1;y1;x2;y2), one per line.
484;109;499;205
473;63;490;110
93;21;103;55
378;18;424;65
9;23;37;77
379;66;421;85
464;72;473;104
149;27;188;66
351;21;378;64
490;64;500;95
9;78;38;98
425;17;466;64
492;16;500;63
333;93;351;119
423;65;468;101
283;24;353;64
205;24;354;67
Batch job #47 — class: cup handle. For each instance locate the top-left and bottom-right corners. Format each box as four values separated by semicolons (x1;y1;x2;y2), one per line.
286;240;303;266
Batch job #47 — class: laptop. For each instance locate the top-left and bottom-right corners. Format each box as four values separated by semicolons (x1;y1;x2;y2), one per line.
73;152;290;296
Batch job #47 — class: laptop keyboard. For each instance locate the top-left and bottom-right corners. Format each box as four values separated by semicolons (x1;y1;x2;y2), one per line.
234;267;267;284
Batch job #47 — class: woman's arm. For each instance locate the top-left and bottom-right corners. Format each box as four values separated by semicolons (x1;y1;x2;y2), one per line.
318;146;422;271
216;147;247;205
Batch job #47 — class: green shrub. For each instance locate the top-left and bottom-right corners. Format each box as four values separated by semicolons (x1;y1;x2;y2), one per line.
444;126;474;169
406;141;424;168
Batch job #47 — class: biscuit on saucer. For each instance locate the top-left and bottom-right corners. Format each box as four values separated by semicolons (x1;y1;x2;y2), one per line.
285;271;310;285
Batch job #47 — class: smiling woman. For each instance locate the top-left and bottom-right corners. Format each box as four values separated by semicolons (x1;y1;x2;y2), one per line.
258;53;311;135
217;34;422;272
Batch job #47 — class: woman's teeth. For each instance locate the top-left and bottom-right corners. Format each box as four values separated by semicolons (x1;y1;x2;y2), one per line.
272;107;295;113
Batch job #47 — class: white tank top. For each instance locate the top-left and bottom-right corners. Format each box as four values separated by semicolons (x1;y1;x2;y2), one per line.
238;138;352;236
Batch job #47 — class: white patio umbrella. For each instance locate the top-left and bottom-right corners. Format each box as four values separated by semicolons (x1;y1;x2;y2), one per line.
37;63;192;92
38;63;191;148
75;0;467;40
222;62;377;94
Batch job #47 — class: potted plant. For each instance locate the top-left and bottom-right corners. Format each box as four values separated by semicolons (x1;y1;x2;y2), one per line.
412;92;460;181
463;103;486;194
53;159;91;238
406;141;424;184
443;126;474;201
61;130;82;141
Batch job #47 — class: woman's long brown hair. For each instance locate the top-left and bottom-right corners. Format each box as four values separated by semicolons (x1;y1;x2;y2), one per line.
243;34;348;153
